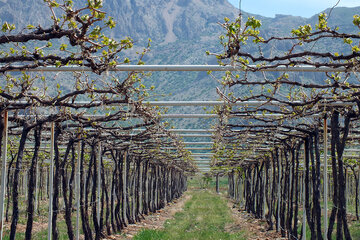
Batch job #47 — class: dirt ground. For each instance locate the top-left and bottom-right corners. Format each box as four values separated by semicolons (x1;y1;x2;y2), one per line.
106;191;286;240
6;192;358;239
105;193;192;239
2;214;49;236
225;197;286;240
4;192;288;240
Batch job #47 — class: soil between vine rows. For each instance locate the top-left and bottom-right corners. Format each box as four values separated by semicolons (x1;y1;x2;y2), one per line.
114;187;284;240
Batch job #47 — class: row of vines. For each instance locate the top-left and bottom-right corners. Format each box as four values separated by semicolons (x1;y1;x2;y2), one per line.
211;9;360;240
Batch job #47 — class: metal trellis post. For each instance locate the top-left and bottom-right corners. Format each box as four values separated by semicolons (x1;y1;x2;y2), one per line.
34;161;39;214
48;122;55;240
76;140;81;240
0;111;8;240
324;117;328;238
277;151;281;231
262;172;266;219
302;149;307;240
123;151;127;222
97;142;101;227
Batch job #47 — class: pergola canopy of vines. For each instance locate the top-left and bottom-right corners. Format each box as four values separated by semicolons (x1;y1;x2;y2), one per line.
0;2;195;239
207;8;360;240
0;0;196;173
209;10;360;169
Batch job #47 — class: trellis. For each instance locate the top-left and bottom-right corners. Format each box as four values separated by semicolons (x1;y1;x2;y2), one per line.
215;96;360;238
1;65;360;240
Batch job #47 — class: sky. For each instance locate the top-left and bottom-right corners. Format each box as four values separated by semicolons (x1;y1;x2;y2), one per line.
228;0;360;18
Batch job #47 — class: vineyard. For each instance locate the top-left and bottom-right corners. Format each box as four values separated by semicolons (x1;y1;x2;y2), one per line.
1;1;360;240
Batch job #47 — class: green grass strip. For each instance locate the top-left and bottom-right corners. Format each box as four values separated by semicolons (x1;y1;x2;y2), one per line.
134;189;247;240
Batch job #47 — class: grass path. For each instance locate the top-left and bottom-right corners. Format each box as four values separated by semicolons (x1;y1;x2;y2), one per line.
133;189;247;240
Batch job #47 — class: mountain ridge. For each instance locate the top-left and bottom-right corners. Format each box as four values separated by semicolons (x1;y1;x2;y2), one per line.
0;1;358;48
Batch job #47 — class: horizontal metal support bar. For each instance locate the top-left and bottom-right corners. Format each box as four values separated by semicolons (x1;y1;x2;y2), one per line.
187;148;213;150
183;142;213;145
8;65;348;72
84;113;318;119
180;134;212;137
160;113;320;119
146;101;355;107
344;149;360;152
9;100;354;107
135;129;215;133
161;147;212;150
6;111;341;120
160;114;217;118
147;101;229;106
11;113;215;119
169;129;215;133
